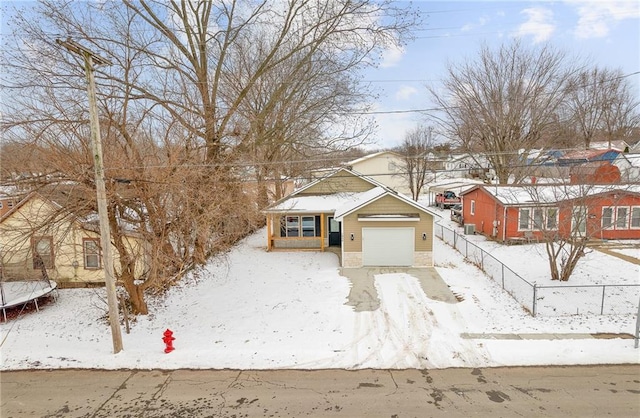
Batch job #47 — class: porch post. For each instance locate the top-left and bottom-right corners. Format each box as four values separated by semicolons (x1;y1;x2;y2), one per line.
267;214;273;251
320;214;325;252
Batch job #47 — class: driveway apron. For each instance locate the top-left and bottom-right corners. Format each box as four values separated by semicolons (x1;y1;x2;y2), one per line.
340;267;458;312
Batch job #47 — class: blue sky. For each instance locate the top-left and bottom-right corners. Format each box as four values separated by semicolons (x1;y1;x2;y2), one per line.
367;0;640;149
1;1;638;151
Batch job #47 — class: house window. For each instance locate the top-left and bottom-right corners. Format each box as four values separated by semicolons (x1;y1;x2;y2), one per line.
32;236;54;269
603;206;632;230
533;208;544;230
7;200;12;208
0;202;3;209
602;207;614;229
616;207;629;229
518;208;530;230
631;207;640;229
572;206;587;236
83;239;101;269
470;200;475;215
519;207;558;231
301;216;315;237
280;216;321;237
546;208;558;229
286;216;300;237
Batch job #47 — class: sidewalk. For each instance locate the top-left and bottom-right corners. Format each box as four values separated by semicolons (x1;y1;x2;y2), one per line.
460;332;635;340
587;241;640;265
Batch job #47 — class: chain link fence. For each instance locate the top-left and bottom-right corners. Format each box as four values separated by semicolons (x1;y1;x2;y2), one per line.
435;224;640;317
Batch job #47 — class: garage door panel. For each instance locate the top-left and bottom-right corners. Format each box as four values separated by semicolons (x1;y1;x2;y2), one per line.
362;227;414;266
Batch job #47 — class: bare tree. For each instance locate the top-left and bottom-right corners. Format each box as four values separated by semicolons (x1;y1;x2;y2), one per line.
396;125;437;200
1;0;419;314
429;40;575;184
564;67;640;150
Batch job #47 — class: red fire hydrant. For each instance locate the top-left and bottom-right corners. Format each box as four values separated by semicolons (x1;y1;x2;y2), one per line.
162;329;175;353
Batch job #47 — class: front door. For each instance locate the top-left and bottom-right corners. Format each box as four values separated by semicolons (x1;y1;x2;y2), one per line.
328;217;341;246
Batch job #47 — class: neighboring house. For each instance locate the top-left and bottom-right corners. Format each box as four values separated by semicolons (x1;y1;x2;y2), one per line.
613;153;640;182
459;184;640;242
569;161;621;184
342;151;409;194
264;168;438;267
0;193;149;287
0;186;20;218
443;153;494;180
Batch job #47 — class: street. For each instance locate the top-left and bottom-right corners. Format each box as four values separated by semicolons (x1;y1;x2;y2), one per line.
1;365;639;417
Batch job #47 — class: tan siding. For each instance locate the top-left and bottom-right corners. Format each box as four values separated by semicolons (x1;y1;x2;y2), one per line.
301;172;375;195
342;196;434;253
0;196;148;284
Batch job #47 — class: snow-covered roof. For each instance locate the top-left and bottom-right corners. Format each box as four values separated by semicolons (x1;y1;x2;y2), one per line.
428;179;484;195
472;184;640;206
264;191;368;214
335;186;438;221
346;150;400;166
334;187;387;219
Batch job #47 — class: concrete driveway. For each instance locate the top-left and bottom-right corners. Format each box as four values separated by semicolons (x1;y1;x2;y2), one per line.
340;267;459;312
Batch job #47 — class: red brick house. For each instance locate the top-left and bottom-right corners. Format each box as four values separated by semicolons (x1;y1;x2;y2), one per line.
459;184;640;243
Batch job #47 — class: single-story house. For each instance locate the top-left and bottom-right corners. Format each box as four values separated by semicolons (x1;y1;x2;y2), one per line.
264;168;439;267
459;184;640;242
0;192;149;287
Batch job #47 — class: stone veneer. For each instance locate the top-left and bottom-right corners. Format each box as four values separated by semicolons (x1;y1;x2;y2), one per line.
342;251;433;268
342;252;362;268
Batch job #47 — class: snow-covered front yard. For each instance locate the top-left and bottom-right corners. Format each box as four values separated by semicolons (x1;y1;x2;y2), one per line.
1;220;638;371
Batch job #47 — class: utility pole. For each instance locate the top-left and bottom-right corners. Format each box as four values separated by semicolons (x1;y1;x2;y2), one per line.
56;38;123;354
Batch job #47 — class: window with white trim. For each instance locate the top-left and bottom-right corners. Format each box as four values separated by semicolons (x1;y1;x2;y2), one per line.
518;208;530;230
301;216;315;237
546;208;558;229
470;200;475;215
631;207;640;229
603;206;634;230
286;216;299;237
616;207;628;229
83;239;101;269
518;207;559;231
602;207;613;229
280;215;321;237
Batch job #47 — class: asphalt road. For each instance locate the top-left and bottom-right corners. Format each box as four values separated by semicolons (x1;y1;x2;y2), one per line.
1;365;639;417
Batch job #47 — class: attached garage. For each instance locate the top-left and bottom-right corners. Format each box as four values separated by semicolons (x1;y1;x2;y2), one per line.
362;227;414;266
334;187;438;268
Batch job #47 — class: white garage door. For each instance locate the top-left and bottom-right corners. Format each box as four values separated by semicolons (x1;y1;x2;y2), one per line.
362;227;414;266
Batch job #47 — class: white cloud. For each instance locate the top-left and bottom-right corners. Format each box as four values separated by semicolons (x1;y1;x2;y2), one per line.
395;85;418;101
460;15;490;33
379;44;405;68
514;7;556;43
566;0;640;39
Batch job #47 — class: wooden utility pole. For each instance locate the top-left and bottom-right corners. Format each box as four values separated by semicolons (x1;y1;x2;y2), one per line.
56;38;123;353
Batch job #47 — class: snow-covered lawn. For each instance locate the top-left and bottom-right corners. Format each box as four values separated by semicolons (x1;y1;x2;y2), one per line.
1;223;638;371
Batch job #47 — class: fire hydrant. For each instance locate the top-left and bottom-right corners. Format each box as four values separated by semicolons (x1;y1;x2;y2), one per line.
162;329;175;353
